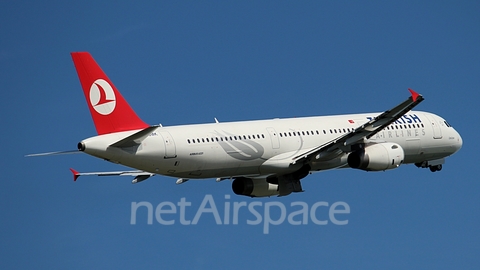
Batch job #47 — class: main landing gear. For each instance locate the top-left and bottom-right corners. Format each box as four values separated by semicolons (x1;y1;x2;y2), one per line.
415;160;444;173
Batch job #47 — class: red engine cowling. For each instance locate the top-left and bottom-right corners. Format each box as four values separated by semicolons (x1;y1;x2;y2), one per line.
347;143;404;171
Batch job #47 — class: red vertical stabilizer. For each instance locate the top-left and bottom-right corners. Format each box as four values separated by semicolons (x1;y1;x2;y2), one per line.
71;52;149;135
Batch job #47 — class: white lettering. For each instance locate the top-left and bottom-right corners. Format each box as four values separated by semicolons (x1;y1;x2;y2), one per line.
192;194;222;225
288;201;308;225
329;202;350;225
233;201;247;225
224;194;230;225
310;201;329;225
131;201;153;225
155;201;176;225
247;201;262;225
131;195;351;234
263;202;286;234
177;197;191;225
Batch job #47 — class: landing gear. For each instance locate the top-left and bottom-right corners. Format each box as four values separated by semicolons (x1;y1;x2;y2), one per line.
429;164;442;172
415;159;444;173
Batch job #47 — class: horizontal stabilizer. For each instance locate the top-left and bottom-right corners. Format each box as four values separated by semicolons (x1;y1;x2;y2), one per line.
70;168;154;182
110;125;160;148
25;150;81;157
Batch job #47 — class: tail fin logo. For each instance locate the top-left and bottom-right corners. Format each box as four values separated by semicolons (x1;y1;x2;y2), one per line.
89;79;116;115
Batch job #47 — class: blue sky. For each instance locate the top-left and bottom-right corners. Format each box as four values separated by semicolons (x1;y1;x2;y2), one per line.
1;1;479;269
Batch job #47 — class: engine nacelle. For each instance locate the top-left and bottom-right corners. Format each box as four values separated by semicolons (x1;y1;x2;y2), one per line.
347;143;404;171
232;177;279;197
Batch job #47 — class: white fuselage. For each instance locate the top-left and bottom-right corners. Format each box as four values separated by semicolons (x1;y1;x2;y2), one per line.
80;110;462;180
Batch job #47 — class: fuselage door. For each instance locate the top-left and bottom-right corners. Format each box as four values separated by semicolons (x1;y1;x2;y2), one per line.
424;114;442;139
266;127;280;149
159;131;177;158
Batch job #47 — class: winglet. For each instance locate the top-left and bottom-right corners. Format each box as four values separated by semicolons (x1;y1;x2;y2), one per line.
408;88;421;102
70;168;80;181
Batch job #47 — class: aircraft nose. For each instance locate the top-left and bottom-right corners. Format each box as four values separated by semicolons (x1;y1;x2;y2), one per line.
453;129;463;153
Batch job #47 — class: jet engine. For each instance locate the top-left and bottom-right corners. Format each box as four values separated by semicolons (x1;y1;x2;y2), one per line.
232;177;279;197
347;142;404;171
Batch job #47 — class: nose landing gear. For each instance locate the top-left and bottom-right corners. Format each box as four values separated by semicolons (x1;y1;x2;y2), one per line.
429;164;442;172
415;159;444;173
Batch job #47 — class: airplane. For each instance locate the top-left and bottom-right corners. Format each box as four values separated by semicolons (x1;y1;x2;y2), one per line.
28;52;463;197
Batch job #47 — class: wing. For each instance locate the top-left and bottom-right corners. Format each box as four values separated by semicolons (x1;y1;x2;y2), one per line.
70;168;154;183
292;89;424;165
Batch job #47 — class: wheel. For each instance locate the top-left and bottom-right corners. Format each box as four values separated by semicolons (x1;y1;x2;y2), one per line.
429;165;442;172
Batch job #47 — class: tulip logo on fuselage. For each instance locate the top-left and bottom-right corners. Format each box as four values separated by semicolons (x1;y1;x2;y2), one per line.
89;79;116;115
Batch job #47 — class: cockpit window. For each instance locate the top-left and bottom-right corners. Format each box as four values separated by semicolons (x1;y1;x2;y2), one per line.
444;121;451;127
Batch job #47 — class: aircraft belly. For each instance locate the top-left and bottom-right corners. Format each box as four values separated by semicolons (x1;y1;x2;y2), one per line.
160;143;264;179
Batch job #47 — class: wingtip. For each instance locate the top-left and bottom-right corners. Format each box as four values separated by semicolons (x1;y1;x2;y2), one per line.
408;88;421;102
70;168;80;181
